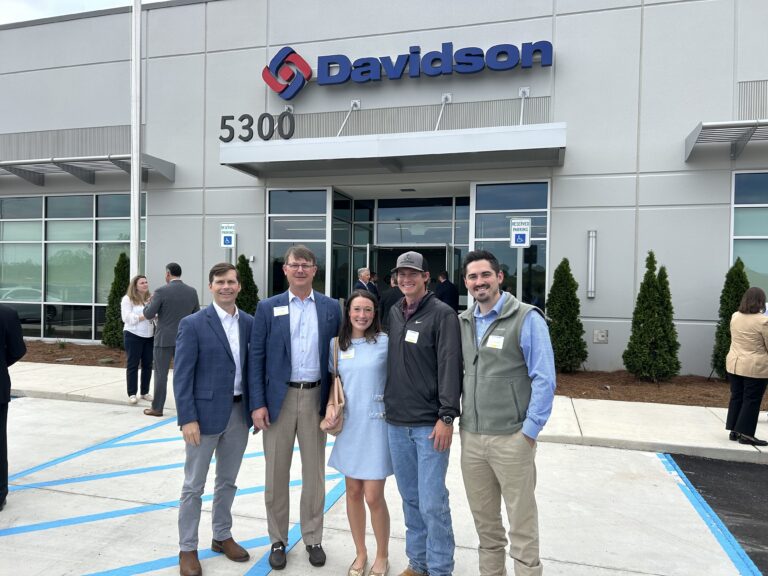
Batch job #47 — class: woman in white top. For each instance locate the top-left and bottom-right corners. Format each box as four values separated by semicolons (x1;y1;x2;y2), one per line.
121;275;154;405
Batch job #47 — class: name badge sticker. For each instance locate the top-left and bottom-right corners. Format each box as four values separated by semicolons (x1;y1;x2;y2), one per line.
405;330;420;344
340;348;355;360
274;306;289;317
487;335;504;349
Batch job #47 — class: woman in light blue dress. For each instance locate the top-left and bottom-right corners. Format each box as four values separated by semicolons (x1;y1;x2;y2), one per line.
323;289;392;576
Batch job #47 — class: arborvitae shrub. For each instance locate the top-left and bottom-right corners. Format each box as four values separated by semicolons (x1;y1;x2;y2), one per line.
656;265;681;379
711;258;750;379
623;251;680;382
236;254;260;315
102;252;130;349
545;258;588;372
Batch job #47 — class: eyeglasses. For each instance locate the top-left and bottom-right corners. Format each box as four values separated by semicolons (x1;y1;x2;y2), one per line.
285;263;315;271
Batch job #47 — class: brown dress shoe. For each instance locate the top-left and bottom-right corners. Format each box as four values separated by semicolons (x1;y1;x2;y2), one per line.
143;408;164;417
211;537;250;562
179;550;202;576
397;567;427;576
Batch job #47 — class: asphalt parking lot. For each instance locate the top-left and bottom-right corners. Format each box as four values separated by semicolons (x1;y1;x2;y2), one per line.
1;397;763;576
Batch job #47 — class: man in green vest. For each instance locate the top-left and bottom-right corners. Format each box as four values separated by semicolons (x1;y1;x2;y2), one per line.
458;250;556;576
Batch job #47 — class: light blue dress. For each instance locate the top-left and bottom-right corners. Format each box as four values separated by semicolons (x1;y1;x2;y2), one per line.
327;334;393;480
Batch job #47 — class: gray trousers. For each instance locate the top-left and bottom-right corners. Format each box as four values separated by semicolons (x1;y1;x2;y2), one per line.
178;402;249;551
151;345;174;412
263;386;326;545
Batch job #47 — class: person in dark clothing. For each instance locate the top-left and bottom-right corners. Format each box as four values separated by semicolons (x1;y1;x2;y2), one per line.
1;304;26;512
378;274;403;333
434;271;459;312
384;251;462;576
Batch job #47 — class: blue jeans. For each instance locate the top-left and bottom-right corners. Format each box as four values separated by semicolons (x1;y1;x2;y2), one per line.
388;424;455;576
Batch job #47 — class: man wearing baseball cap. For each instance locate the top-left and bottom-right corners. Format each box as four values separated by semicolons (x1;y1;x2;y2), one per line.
384;251;462;576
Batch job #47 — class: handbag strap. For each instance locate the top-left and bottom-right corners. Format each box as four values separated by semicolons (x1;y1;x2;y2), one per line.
333;337;339;374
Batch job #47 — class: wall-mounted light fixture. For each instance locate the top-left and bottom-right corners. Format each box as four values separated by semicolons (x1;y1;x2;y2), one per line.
587;230;597;298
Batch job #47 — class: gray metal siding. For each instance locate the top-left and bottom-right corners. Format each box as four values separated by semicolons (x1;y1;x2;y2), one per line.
739;80;768;120
0;125;131;160
292;97;550;139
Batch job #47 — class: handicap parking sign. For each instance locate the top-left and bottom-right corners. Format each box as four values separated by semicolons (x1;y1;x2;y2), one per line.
509;218;531;248
222;234;233;246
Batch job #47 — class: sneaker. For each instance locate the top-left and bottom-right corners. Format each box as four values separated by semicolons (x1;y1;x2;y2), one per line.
141;394;153;401
128;395;138;404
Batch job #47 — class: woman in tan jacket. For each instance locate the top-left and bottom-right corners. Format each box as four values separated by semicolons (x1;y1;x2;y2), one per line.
725;287;768;446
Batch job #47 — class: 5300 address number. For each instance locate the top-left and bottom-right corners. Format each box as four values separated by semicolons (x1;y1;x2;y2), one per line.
219;112;295;142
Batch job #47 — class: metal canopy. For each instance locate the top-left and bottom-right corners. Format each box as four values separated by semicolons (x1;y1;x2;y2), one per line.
0;153;175;187
220;123;567;178
685;119;768;161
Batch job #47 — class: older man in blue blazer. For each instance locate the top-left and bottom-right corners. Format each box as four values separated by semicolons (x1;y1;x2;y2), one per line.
174;263;254;576
249;245;341;570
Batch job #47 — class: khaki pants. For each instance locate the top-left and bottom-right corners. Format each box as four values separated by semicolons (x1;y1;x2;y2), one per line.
460;429;542;576
263;386;326;545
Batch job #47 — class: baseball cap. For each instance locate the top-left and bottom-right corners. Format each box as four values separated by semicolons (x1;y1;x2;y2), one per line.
391;251;429;273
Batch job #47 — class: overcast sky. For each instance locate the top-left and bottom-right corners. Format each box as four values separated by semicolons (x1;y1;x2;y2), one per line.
0;1;132;26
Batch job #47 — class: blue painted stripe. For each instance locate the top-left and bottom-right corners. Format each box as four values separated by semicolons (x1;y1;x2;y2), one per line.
84;536;272;576
658;454;761;576
104;437;181;448
8;417;176;482
244;478;347;576
10;461;187;491
10;448;301;492
0;474;343;538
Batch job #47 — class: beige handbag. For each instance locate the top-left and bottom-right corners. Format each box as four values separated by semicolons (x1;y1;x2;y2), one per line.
320;337;345;436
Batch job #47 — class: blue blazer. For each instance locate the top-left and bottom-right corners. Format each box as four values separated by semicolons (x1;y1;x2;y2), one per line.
173;304;254;435
248;290;341;423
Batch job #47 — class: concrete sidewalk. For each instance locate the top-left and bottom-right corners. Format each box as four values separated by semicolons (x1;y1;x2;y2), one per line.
10;361;768;464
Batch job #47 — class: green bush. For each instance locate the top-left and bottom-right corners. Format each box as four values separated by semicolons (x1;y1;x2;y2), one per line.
623;251;680;382
711;258;750;379
657;265;681;377
236;254;260;315
545;258;588;372
102;252;130;349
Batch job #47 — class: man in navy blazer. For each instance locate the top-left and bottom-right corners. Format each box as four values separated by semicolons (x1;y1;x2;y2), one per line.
249;245;341;570
174;263;254;576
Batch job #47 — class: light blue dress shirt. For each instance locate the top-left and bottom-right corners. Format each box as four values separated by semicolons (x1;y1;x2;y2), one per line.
473;292;556;440
289;289;321;382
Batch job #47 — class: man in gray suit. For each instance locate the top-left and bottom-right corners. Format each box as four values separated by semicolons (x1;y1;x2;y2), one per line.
143;262;199;417
174;263;254;576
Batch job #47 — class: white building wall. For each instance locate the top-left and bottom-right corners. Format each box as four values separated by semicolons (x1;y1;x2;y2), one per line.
2;0;767;374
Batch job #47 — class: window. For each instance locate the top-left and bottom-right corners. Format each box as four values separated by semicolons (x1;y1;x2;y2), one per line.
733;173;768;292
0;193;145;338
474;182;549;307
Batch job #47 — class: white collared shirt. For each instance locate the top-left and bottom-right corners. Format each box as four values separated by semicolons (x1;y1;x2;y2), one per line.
212;301;242;395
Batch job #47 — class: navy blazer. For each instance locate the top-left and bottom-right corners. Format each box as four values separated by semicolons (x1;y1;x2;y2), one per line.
248;290;341;423
173;304;253;435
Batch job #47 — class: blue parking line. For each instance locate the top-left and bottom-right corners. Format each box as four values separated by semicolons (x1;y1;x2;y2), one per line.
0;474;343;538
658;454;761;576
10;461;187;492
105;437;181;448
9;416;176;482
10;448;301;492
245;478;347;576
85;536;272;576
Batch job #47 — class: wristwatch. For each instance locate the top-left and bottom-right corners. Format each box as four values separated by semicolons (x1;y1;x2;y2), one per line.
440;415;454;426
